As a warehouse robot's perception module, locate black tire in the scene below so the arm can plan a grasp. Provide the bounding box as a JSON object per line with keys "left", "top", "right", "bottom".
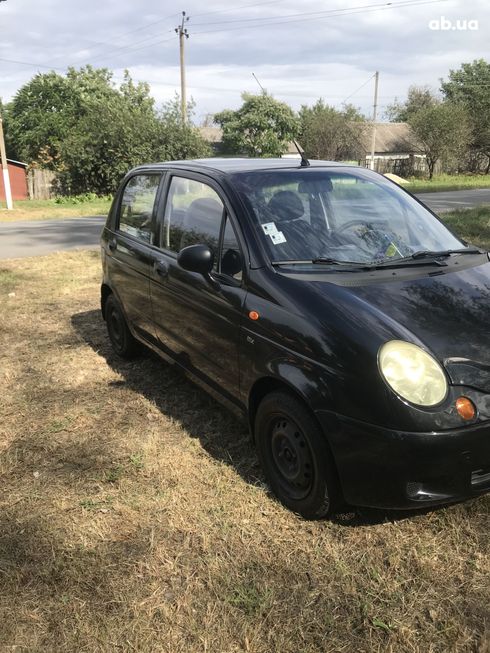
{"left": 255, "top": 391, "right": 340, "bottom": 519}
{"left": 104, "top": 294, "right": 140, "bottom": 359}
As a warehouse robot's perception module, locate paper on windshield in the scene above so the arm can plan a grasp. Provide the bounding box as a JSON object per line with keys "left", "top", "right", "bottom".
{"left": 261, "top": 222, "right": 287, "bottom": 245}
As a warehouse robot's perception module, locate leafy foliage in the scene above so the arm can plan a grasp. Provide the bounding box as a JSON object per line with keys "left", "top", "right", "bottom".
{"left": 5, "top": 71, "right": 80, "bottom": 168}
{"left": 298, "top": 100, "right": 366, "bottom": 160}
{"left": 4, "top": 68, "right": 210, "bottom": 195}
{"left": 386, "top": 86, "right": 439, "bottom": 122}
{"left": 441, "top": 59, "right": 490, "bottom": 172}
{"left": 214, "top": 92, "right": 299, "bottom": 157}
{"left": 408, "top": 102, "right": 471, "bottom": 179}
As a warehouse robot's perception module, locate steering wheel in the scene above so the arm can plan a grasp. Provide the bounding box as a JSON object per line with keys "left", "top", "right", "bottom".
{"left": 334, "top": 219, "right": 387, "bottom": 235}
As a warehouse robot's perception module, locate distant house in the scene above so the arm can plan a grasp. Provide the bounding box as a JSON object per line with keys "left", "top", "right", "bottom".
{"left": 361, "top": 122, "right": 426, "bottom": 176}
{"left": 1, "top": 159, "right": 28, "bottom": 201}
{"left": 199, "top": 123, "right": 426, "bottom": 176}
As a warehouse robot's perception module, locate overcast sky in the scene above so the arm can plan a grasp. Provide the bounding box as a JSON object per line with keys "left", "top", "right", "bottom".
{"left": 1, "top": 0, "right": 489, "bottom": 123}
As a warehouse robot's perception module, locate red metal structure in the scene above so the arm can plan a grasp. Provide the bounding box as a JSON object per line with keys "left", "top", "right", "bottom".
{"left": 0, "top": 159, "right": 28, "bottom": 201}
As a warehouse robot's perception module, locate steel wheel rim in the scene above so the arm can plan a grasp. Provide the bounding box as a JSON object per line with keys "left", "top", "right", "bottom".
{"left": 270, "top": 416, "right": 314, "bottom": 501}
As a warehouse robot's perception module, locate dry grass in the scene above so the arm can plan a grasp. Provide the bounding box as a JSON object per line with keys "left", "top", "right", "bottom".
{"left": 0, "top": 198, "right": 110, "bottom": 222}
{"left": 0, "top": 250, "right": 489, "bottom": 652}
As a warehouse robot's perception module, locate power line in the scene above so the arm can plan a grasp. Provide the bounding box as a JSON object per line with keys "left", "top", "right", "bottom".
{"left": 46, "top": 13, "right": 180, "bottom": 66}
{"left": 109, "top": 11, "right": 180, "bottom": 39}
{"left": 0, "top": 0, "right": 451, "bottom": 82}
{"left": 191, "top": 0, "right": 447, "bottom": 34}
{"left": 191, "top": 0, "right": 444, "bottom": 27}
{"left": 0, "top": 57, "right": 65, "bottom": 72}
{"left": 86, "top": 29, "right": 174, "bottom": 66}
{"left": 342, "top": 74, "right": 376, "bottom": 104}
{"left": 190, "top": 0, "right": 290, "bottom": 20}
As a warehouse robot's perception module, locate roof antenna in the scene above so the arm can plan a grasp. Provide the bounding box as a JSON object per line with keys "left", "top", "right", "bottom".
{"left": 251, "top": 72, "right": 266, "bottom": 93}
{"left": 293, "top": 139, "right": 310, "bottom": 167}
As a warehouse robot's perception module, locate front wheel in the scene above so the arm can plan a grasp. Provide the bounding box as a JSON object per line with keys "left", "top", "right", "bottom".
{"left": 255, "top": 391, "right": 340, "bottom": 519}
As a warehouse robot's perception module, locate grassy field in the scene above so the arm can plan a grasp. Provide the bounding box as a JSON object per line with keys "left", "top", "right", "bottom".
{"left": 0, "top": 197, "right": 111, "bottom": 222}
{"left": 1, "top": 210, "right": 490, "bottom": 650}
{"left": 443, "top": 206, "right": 490, "bottom": 250}
{"left": 404, "top": 174, "right": 490, "bottom": 194}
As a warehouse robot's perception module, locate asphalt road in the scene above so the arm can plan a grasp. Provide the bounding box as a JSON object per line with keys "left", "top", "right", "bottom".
{"left": 0, "top": 216, "right": 105, "bottom": 260}
{"left": 1, "top": 188, "right": 490, "bottom": 260}
{"left": 416, "top": 188, "right": 490, "bottom": 213}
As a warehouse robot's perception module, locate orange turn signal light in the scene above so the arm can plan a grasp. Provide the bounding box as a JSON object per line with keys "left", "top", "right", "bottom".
{"left": 249, "top": 310, "right": 259, "bottom": 321}
{"left": 455, "top": 396, "right": 476, "bottom": 421}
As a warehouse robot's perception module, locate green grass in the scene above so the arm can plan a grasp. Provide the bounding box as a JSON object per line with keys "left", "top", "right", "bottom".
{"left": 442, "top": 205, "right": 490, "bottom": 250}
{"left": 0, "top": 197, "right": 111, "bottom": 222}
{"left": 403, "top": 173, "right": 490, "bottom": 194}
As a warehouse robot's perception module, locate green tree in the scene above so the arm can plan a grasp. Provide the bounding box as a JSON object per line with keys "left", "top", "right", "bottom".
{"left": 156, "top": 95, "right": 211, "bottom": 162}
{"left": 5, "top": 68, "right": 210, "bottom": 194}
{"left": 386, "top": 86, "right": 439, "bottom": 122}
{"left": 5, "top": 71, "right": 80, "bottom": 168}
{"left": 299, "top": 100, "right": 365, "bottom": 160}
{"left": 441, "top": 59, "right": 490, "bottom": 173}
{"left": 408, "top": 102, "right": 471, "bottom": 179}
{"left": 214, "top": 92, "right": 299, "bottom": 157}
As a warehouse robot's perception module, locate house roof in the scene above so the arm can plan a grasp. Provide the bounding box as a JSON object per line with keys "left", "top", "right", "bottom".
{"left": 199, "top": 126, "right": 223, "bottom": 143}
{"left": 362, "top": 122, "right": 417, "bottom": 154}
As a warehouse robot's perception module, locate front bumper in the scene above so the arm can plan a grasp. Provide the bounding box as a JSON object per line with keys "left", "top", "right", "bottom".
{"left": 315, "top": 410, "right": 490, "bottom": 510}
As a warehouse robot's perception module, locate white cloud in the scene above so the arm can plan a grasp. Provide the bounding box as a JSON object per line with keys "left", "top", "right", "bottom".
{"left": 1, "top": 0, "right": 489, "bottom": 123}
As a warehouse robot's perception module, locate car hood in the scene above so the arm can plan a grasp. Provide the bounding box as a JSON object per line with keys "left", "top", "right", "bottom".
{"left": 311, "top": 258, "right": 490, "bottom": 392}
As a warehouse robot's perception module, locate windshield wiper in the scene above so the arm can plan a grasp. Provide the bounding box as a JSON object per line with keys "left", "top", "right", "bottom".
{"left": 411, "top": 247, "right": 482, "bottom": 259}
{"left": 271, "top": 248, "right": 484, "bottom": 271}
{"left": 272, "top": 258, "right": 364, "bottom": 267}
{"left": 367, "top": 247, "right": 483, "bottom": 270}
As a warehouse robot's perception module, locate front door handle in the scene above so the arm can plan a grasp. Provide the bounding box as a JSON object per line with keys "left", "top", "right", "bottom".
{"left": 108, "top": 238, "right": 117, "bottom": 251}
{"left": 154, "top": 260, "right": 169, "bottom": 278}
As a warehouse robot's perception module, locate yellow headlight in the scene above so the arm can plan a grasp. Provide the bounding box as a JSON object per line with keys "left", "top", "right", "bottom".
{"left": 378, "top": 340, "right": 448, "bottom": 407}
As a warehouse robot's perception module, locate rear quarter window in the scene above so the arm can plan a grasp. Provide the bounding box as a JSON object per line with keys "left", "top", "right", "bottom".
{"left": 119, "top": 175, "right": 161, "bottom": 243}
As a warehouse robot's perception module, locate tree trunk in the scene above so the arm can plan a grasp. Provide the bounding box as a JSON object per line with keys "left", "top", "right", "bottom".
{"left": 485, "top": 154, "right": 490, "bottom": 175}
{"left": 428, "top": 158, "right": 435, "bottom": 180}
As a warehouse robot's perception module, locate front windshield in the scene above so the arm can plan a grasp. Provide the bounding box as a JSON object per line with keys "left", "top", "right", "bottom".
{"left": 230, "top": 168, "right": 464, "bottom": 266}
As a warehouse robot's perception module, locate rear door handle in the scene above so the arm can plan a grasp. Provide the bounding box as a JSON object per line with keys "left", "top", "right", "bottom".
{"left": 108, "top": 238, "right": 117, "bottom": 251}
{"left": 154, "top": 260, "right": 169, "bottom": 278}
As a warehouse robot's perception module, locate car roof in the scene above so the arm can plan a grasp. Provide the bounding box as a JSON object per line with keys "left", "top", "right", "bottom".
{"left": 132, "top": 157, "right": 354, "bottom": 175}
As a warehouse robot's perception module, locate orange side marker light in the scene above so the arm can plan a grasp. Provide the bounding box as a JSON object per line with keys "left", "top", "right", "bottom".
{"left": 249, "top": 310, "right": 260, "bottom": 321}
{"left": 455, "top": 396, "right": 476, "bottom": 421}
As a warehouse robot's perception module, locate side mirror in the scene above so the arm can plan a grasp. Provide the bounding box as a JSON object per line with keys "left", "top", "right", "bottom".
{"left": 177, "top": 244, "right": 220, "bottom": 290}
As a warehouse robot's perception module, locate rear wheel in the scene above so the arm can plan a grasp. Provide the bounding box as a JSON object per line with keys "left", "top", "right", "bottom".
{"left": 255, "top": 391, "right": 339, "bottom": 519}
{"left": 105, "top": 294, "right": 140, "bottom": 359}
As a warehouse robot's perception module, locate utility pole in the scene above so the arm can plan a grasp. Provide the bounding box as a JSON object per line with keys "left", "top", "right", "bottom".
{"left": 369, "top": 71, "right": 379, "bottom": 171}
{"left": 0, "top": 116, "right": 13, "bottom": 210}
{"left": 175, "top": 11, "right": 189, "bottom": 125}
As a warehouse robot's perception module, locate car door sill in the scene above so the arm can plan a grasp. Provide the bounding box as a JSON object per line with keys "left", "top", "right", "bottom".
{"left": 133, "top": 330, "right": 247, "bottom": 420}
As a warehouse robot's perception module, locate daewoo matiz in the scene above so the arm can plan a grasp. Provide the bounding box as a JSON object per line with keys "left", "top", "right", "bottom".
{"left": 100, "top": 158, "right": 490, "bottom": 519}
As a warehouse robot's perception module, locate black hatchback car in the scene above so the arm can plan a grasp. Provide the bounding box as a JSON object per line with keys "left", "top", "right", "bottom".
{"left": 101, "top": 158, "right": 490, "bottom": 519}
